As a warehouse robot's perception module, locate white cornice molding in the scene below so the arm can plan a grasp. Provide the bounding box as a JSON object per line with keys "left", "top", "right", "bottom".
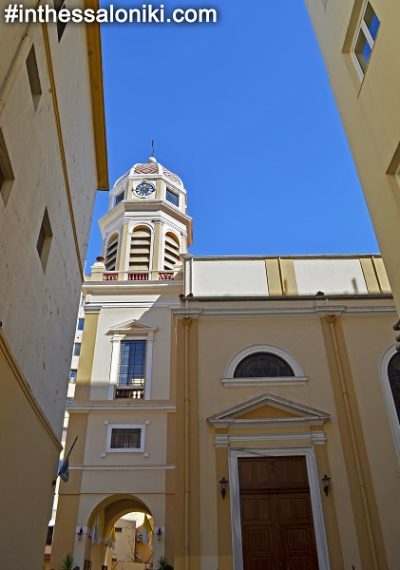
{"left": 83, "top": 301, "right": 182, "bottom": 310}
{"left": 68, "top": 404, "right": 176, "bottom": 413}
{"left": 173, "top": 305, "right": 395, "bottom": 317}
{"left": 222, "top": 376, "right": 309, "bottom": 387}
{"left": 214, "top": 431, "right": 327, "bottom": 448}
{"left": 70, "top": 464, "right": 176, "bottom": 471}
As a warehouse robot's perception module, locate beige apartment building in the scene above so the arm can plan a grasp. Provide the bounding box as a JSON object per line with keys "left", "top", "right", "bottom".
{"left": 305, "top": 0, "right": 400, "bottom": 317}
{"left": 0, "top": 3, "right": 108, "bottom": 569}
{"left": 51, "top": 159, "right": 400, "bottom": 570}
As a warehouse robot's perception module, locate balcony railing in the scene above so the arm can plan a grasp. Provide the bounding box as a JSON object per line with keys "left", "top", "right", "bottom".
{"left": 102, "top": 270, "right": 178, "bottom": 282}
{"left": 114, "top": 382, "right": 145, "bottom": 400}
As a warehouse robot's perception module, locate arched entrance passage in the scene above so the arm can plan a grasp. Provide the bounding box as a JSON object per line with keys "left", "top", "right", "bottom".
{"left": 85, "top": 494, "right": 154, "bottom": 570}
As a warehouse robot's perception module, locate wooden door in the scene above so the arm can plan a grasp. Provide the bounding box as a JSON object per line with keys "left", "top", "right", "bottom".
{"left": 239, "top": 456, "right": 319, "bottom": 570}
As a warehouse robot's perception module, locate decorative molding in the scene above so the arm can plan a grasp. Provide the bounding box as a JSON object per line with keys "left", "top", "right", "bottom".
{"left": 208, "top": 393, "right": 330, "bottom": 428}
{"left": 214, "top": 431, "right": 327, "bottom": 448}
{"left": 83, "top": 305, "right": 102, "bottom": 314}
{"left": 172, "top": 305, "right": 395, "bottom": 318}
{"left": 107, "top": 318, "right": 158, "bottom": 336}
{"left": 69, "top": 464, "right": 176, "bottom": 471}
{"left": 222, "top": 376, "right": 308, "bottom": 387}
{"left": 224, "top": 344, "right": 305, "bottom": 379}
{"left": 229, "top": 448, "right": 331, "bottom": 570}
{"left": 69, "top": 404, "right": 176, "bottom": 413}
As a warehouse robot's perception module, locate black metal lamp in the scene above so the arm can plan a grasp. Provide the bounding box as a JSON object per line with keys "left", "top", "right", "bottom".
{"left": 321, "top": 474, "right": 331, "bottom": 496}
{"left": 219, "top": 477, "right": 229, "bottom": 499}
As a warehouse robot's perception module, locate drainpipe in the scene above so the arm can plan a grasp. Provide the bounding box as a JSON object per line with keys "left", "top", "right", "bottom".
{"left": 183, "top": 317, "right": 192, "bottom": 570}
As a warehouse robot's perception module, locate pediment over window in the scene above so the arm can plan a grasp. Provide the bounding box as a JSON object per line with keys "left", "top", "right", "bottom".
{"left": 107, "top": 318, "right": 157, "bottom": 336}
{"left": 207, "top": 394, "right": 330, "bottom": 428}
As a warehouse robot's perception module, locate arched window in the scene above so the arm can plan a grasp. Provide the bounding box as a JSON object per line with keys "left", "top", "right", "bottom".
{"left": 234, "top": 352, "right": 294, "bottom": 378}
{"left": 164, "top": 232, "right": 180, "bottom": 270}
{"left": 105, "top": 234, "right": 119, "bottom": 271}
{"left": 130, "top": 226, "right": 151, "bottom": 271}
{"left": 388, "top": 352, "right": 400, "bottom": 423}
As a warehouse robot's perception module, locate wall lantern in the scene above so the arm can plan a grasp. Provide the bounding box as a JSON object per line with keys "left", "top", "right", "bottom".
{"left": 219, "top": 477, "right": 229, "bottom": 499}
{"left": 155, "top": 526, "right": 163, "bottom": 541}
{"left": 77, "top": 527, "right": 84, "bottom": 541}
{"left": 321, "top": 474, "right": 331, "bottom": 496}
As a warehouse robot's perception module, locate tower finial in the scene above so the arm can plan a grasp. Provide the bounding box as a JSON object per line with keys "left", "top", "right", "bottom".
{"left": 149, "top": 140, "right": 157, "bottom": 163}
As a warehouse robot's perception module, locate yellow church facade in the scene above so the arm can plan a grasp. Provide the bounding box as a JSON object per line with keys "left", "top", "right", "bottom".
{"left": 51, "top": 159, "right": 400, "bottom": 570}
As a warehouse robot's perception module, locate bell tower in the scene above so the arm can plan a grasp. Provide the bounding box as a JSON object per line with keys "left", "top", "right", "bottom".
{"left": 97, "top": 156, "right": 192, "bottom": 278}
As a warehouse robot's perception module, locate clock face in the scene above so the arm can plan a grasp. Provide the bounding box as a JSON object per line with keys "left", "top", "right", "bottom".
{"left": 134, "top": 181, "right": 156, "bottom": 198}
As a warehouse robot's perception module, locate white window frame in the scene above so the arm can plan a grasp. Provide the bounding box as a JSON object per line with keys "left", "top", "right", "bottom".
{"left": 379, "top": 346, "right": 400, "bottom": 463}
{"left": 351, "top": 1, "right": 380, "bottom": 79}
{"left": 106, "top": 423, "right": 145, "bottom": 453}
{"left": 108, "top": 333, "right": 154, "bottom": 400}
{"left": 223, "top": 344, "right": 307, "bottom": 387}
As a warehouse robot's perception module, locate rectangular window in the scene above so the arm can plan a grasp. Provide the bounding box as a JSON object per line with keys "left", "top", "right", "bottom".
{"left": 166, "top": 188, "right": 179, "bottom": 207}
{"left": 118, "top": 340, "right": 146, "bottom": 385}
{"left": 73, "top": 343, "right": 81, "bottom": 357}
{"left": 77, "top": 318, "right": 85, "bottom": 331}
{"left": 114, "top": 192, "right": 124, "bottom": 206}
{"left": 353, "top": 2, "right": 380, "bottom": 76}
{"left": 54, "top": 0, "right": 67, "bottom": 41}
{"left": 26, "top": 45, "right": 42, "bottom": 110}
{"left": 110, "top": 428, "right": 141, "bottom": 449}
{"left": 37, "top": 208, "right": 53, "bottom": 270}
{"left": 107, "top": 425, "right": 145, "bottom": 452}
{"left": 69, "top": 369, "right": 77, "bottom": 382}
{"left": 0, "top": 128, "right": 14, "bottom": 205}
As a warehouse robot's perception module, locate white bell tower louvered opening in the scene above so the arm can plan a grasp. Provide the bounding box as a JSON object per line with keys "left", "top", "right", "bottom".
{"left": 164, "top": 232, "right": 180, "bottom": 270}
{"left": 105, "top": 234, "right": 119, "bottom": 271}
{"left": 130, "top": 226, "right": 152, "bottom": 271}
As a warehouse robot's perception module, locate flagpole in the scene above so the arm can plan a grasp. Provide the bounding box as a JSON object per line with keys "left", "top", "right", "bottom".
{"left": 52, "top": 436, "right": 78, "bottom": 486}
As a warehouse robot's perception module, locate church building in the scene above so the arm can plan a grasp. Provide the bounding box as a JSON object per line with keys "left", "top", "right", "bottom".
{"left": 51, "top": 157, "right": 400, "bottom": 570}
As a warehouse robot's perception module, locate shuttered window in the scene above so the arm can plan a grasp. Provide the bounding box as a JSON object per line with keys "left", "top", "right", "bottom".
{"left": 164, "top": 232, "right": 180, "bottom": 270}
{"left": 130, "top": 226, "right": 151, "bottom": 271}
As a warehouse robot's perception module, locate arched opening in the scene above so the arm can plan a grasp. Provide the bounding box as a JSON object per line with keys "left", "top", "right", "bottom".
{"left": 85, "top": 495, "right": 154, "bottom": 570}
{"left": 234, "top": 352, "right": 294, "bottom": 378}
{"left": 130, "top": 226, "right": 152, "bottom": 271}
{"left": 163, "top": 232, "right": 180, "bottom": 271}
{"left": 388, "top": 351, "right": 400, "bottom": 423}
{"left": 105, "top": 234, "right": 119, "bottom": 271}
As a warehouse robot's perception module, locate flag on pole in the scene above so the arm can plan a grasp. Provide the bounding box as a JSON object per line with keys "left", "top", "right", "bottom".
{"left": 52, "top": 436, "right": 78, "bottom": 485}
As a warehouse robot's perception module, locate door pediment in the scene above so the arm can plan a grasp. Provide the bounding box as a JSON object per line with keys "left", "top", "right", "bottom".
{"left": 207, "top": 393, "right": 330, "bottom": 428}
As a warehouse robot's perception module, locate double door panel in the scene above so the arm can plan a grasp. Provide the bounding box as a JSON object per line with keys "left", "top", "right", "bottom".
{"left": 239, "top": 456, "right": 319, "bottom": 570}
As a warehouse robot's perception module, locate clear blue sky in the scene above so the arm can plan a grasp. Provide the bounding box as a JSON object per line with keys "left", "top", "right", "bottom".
{"left": 86, "top": 0, "right": 379, "bottom": 268}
